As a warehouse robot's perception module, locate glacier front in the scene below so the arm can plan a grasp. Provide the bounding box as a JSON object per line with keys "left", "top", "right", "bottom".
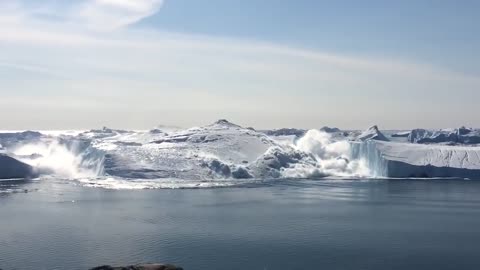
{"left": 1, "top": 121, "right": 480, "bottom": 187}
{"left": 352, "top": 140, "right": 480, "bottom": 178}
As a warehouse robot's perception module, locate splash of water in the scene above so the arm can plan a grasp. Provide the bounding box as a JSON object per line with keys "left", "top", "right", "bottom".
{"left": 287, "top": 129, "right": 370, "bottom": 177}
{"left": 4, "top": 128, "right": 374, "bottom": 188}
{"left": 13, "top": 139, "right": 104, "bottom": 178}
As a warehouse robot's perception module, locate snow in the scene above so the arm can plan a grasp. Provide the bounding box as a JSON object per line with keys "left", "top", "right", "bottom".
{"left": 0, "top": 131, "right": 42, "bottom": 149}
{"left": 352, "top": 140, "right": 480, "bottom": 178}
{"left": 2, "top": 121, "right": 480, "bottom": 187}
{"left": 356, "top": 126, "right": 390, "bottom": 142}
{"left": 90, "top": 120, "right": 278, "bottom": 181}
{"left": 408, "top": 127, "right": 480, "bottom": 145}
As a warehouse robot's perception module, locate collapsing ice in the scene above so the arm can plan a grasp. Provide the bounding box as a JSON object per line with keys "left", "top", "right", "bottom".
{"left": 1, "top": 121, "right": 480, "bottom": 188}
{"left": 351, "top": 140, "right": 480, "bottom": 178}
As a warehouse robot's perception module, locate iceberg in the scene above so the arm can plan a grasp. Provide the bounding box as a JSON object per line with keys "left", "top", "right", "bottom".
{"left": 80, "top": 121, "right": 366, "bottom": 182}
{"left": 356, "top": 125, "right": 390, "bottom": 142}
{"left": 263, "top": 128, "right": 306, "bottom": 137}
{"left": 350, "top": 125, "right": 480, "bottom": 178}
{"left": 407, "top": 127, "right": 480, "bottom": 145}
{"left": 352, "top": 141, "right": 480, "bottom": 178}
{"left": 2, "top": 121, "right": 480, "bottom": 188}
{"left": 391, "top": 131, "right": 410, "bottom": 138}
{"left": 96, "top": 119, "right": 278, "bottom": 180}
{"left": 0, "top": 131, "right": 42, "bottom": 148}
{"left": 0, "top": 154, "right": 35, "bottom": 179}
{"left": 319, "top": 126, "right": 341, "bottom": 133}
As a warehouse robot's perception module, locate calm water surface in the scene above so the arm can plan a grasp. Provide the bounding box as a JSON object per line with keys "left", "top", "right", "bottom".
{"left": 1, "top": 178, "right": 480, "bottom": 270}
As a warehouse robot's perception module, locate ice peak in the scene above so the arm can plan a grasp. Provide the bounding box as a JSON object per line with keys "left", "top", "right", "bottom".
{"left": 357, "top": 125, "right": 389, "bottom": 142}
{"left": 211, "top": 119, "right": 241, "bottom": 128}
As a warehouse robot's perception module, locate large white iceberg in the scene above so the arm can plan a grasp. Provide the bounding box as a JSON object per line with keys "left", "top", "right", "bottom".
{"left": 350, "top": 125, "right": 480, "bottom": 178}
{"left": 85, "top": 119, "right": 279, "bottom": 180}
{"left": 407, "top": 127, "right": 480, "bottom": 145}
{"left": 1, "top": 122, "right": 480, "bottom": 187}
{"left": 352, "top": 140, "right": 480, "bottom": 178}
{"left": 355, "top": 125, "right": 390, "bottom": 142}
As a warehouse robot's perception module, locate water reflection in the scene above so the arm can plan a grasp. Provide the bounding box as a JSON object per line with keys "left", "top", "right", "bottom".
{"left": 2, "top": 179, "right": 480, "bottom": 269}
{"left": 0, "top": 178, "right": 33, "bottom": 196}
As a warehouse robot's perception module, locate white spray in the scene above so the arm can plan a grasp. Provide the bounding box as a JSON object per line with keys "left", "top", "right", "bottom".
{"left": 13, "top": 139, "right": 104, "bottom": 178}
{"left": 284, "top": 130, "right": 370, "bottom": 178}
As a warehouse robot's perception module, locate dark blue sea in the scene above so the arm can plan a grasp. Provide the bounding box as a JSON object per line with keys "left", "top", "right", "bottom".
{"left": 1, "top": 178, "right": 480, "bottom": 270}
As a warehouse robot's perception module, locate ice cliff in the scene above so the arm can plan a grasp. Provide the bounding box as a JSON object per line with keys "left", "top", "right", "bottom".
{"left": 407, "top": 127, "right": 480, "bottom": 145}
{"left": 1, "top": 122, "right": 480, "bottom": 184}
{"left": 352, "top": 126, "right": 480, "bottom": 178}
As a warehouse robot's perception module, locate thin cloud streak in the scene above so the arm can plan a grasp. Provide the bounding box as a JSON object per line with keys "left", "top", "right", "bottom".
{"left": 75, "top": 0, "right": 164, "bottom": 30}
{"left": 0, "top": 0, "right": 164, "bottom": 30}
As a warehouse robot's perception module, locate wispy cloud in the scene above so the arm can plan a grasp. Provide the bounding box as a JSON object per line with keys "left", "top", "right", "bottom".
{"left": 0, "top": 1, "right": 479, "bottom": 129}
{"left": 1, "top": 0, "right": 164, "bottom": 30}
{"left": 75, "top": 0, "right": 164, "bottom": 30}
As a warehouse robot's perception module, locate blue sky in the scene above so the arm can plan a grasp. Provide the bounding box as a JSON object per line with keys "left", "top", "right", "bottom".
{"left": 0, "top": 0, "right": 479, "bottom": 129}
{"left": 141, "top": 0, "right": 480, "bottom": 74}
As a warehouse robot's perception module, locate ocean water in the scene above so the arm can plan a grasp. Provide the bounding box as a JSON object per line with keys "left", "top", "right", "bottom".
{"left": 1, "top": 178, "right": 480, "bottom": 270}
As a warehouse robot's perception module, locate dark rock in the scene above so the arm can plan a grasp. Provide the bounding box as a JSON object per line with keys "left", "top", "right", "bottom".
{"left": 231, "top": 166, "right": 252, "bottom": 179}
{"left": 208, "top": 159, "right": 231, "bottom": 177}
{"left": 90, "top": 263, "right": 183, "bottom": 270}
{"left": 212, "top": 119, "right": 241, "bottom": 128}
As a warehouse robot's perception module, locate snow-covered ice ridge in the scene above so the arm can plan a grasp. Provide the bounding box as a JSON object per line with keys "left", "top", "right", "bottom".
{"left": 352, "top": 126, "right": 480, "bottom": 178}
{"left": 1, "top": 120, "right": 480, "bottom": 189}
{"left": 352, "top": 141, "right": 480, "bottom": 178}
